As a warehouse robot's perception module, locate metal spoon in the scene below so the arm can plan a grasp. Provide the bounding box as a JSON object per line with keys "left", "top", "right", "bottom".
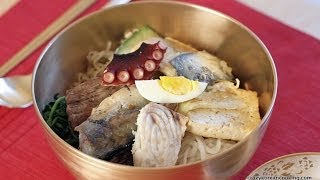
{"left": 0, "top": 74, "right": 32, "bottom": 108}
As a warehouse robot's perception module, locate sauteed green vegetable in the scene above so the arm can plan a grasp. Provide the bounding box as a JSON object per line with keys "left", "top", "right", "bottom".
{"left": 42, "top": 94, "right": 79, "bottom": 148}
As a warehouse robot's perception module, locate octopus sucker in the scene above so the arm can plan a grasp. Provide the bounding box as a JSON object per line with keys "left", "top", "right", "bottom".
{"left": 103, "top": 72, "right": 115, "bottom": 83}
{"left": 117, "top": 71, "right": 130, "bottom": 82}
{"left": 152, "top": 50, "right": 163, "bottom": 60}
{"left": 133, "top": 68, "right": 144, "bottom": 79}
{"left": 144, "top": 60, "right": 156, "bottom": 72}
{"left": 102, "top": 42, "right": 167, "bottom": 86}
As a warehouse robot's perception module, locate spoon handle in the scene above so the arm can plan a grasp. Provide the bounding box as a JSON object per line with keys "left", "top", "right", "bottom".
{"left": 0, "top": 0, "right": 96, "bottom": 77}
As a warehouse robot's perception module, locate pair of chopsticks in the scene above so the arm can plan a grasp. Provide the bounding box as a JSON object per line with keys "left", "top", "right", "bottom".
{"left": 0, "top": 0, "right": 96, "bottom": 77}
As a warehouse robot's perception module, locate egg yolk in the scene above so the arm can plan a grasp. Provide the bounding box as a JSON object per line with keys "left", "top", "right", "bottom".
{"left": 159, "top": 76, "right": 198, "bottom": 95}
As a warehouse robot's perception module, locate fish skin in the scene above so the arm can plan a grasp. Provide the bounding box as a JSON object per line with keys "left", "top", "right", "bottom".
{"left": 170, "top": 52, "right": 233, "bottom": 84}
{"left": 75, "top": 86, "right": 148, "bottom": 160}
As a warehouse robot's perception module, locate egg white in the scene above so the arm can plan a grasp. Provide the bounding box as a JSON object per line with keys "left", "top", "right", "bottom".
{"left": 135, "top": 80, "right": 207, "bottom": 103}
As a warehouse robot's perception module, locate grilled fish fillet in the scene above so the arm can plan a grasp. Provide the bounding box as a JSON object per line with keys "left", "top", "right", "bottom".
{"left": 178, "top": 81, "right": 260, "bottom": 141}
{"left": 132, "top": 103, "right": 188, "bottom": 167}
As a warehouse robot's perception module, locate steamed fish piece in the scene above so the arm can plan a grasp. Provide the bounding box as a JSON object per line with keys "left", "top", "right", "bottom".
{"left": 170, "top": 51, "right": 233, "bottom": 84}
{"left": 75, "top": 86, "right": 149, "bottom": 160}
{"left": 132, "top": 103, "right": 188, "bottom": 167}
{"left": 178, "top": 81, "right": 260, "bottom": 141}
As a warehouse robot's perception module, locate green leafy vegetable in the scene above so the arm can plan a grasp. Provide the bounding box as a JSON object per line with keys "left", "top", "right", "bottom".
{"left": 42, "top": 94, "right": 79, "bottom": 148}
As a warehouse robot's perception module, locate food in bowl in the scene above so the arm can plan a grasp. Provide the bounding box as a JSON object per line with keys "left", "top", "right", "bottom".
{"left": 42, "top": 25, "right": 261, "bottom": 167}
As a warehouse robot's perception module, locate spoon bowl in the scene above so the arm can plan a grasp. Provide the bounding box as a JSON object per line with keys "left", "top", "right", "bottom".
{"left": 0, "top": 74, "right": 32, "bottom": 108}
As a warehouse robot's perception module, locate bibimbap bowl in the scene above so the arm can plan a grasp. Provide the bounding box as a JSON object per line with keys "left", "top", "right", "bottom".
{"left": 32, "top": 1, "right": 277, "bottom": 179}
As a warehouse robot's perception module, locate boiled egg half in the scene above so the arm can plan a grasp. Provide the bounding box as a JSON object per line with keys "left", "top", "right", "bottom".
{"left": 135, "top": 76, "right": 207, "bottom": 103}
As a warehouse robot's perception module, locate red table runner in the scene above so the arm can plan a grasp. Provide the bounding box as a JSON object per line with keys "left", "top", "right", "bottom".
{"left": 0, "top": 0, "right": 319, "bottom": 179}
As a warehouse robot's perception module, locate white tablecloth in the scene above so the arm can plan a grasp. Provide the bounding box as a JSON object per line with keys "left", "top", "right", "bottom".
{"left": 238, "top": 0, "right": 320, "bottom": 40}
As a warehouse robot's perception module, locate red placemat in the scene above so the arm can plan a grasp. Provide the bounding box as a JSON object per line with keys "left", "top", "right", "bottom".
{"left": 0, "top": 0, "right": 319, "bottom": 179}
{"left": 0, "top": 1, "right": 106, "bottom": 179}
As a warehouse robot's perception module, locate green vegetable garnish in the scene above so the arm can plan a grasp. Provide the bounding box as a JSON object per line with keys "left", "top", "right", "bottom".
{"left": 42, "top": 94, "right": 79, "bottom": 148}
{"left": 115, "top": 25, "right": 160, "bottom": 54}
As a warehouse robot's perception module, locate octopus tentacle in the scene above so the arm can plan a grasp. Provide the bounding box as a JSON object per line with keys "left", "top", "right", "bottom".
{"left": 102, "top": 42, "right": 167, "bottom": 86}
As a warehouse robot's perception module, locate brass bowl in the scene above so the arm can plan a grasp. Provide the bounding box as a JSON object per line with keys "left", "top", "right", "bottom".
{"left": 32, "top": 1, "right": 277, "bottom": 179}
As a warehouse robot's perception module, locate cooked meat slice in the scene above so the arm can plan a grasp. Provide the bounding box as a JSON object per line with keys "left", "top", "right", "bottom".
{"left": 132, "top": 102, "right": 188, "bottom": 167}
{"left": 75, "top": 86, "right": 149, "bottom": 160}
{"left": 65, "top": 78, "right": 121, "bottom": 129}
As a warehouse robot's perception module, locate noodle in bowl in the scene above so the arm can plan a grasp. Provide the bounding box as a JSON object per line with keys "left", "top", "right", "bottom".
{"left": 32, "top": 1, "right": 277, "bottom": 179}
{"left": 177, "top": 132, "right": 236, "bottom": 165}
{"left": 73, "top": 41, "right": 113, "bottom": 86}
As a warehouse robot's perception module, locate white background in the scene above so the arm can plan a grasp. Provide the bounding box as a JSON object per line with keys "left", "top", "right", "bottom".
{"left": 238, "top": 0, "right": 320, "bottom": 40}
